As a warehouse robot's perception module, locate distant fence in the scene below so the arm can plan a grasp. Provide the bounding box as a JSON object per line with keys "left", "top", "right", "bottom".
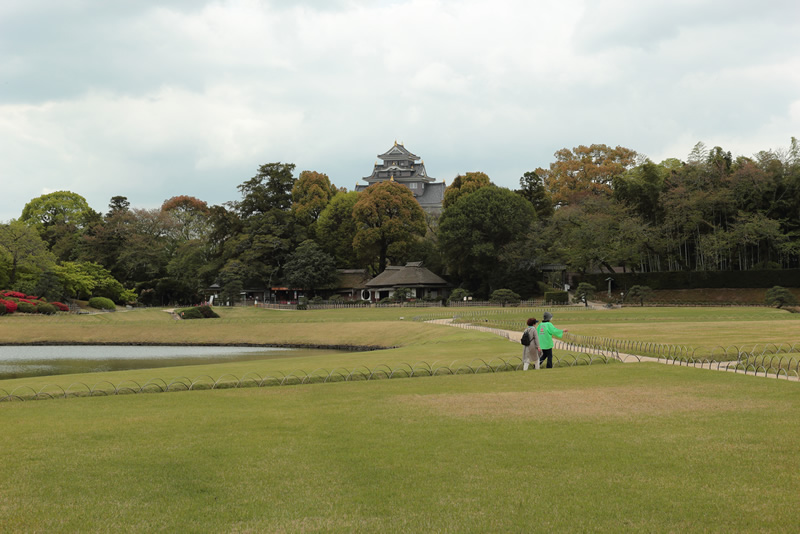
{"left": 559, "top": 332, "right": 800, "bottom": 379}
{"left": 448, "top": 299, "right": 541, "bottom": 307}
{"left": 256, "top": 302, "right": 373, "bottom": 310}
{"left": 621, "top": 301, "right": 771, "bottom": 308}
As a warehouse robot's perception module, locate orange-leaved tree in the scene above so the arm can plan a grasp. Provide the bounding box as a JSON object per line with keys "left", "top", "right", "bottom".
{"left": 443, "top": 171, "right": 491, "bottom": 209}
{"left": 161, "top": 195, "right": 211, "bottom": 242}
{"left": 352, "top": 181, "right": 426, "bottom": 273}
{"left": 535, "top": 144, "right": 637, "bottom": 206}
{"left": 291, "top": 170, "right": 339, "bottom": 223}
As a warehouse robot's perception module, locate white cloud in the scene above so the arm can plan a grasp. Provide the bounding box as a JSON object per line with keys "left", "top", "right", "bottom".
{"left": 1, "top": 0, "right": 799, "bottom": 222}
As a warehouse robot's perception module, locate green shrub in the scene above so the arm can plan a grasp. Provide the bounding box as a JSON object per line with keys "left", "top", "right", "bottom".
{"left": 0, "top": 302, "right": 6, "bottom": 315}
{"left": 626, "top": 285, "right": 654, "bottom": 306}
{"left": 179, "top": 308, "right": 203, "bottom": 319}
{"left": 36, "top": 303, "right": 57, "bottom": 315}
{"left": 544, "top": 290, "right": 568, "bottom": 304}
{"left": 391, "top": 288, "right": 412, "bottom": 302}
{"left": 198, "top": 305, "right": 219, "bottom": 318}
{"left": 88, "top": 297, "right": 116, "bottom": 311}
{"left": 765, "top": 286, "right": 798, "bottom": 308}
{"left": 572, "top": 283, "right": 596, "bottom": 307}
{"left": 177, "top": 305, "right": 220, "bottom": 319}
{"left": 17, "top": 301, "right": 37, "bottom": 314}
{"left": 449, "top": 288, "right": 472, "bottom": 302}
{"left": 489, "top": 289, "right": 520, "bottom": 307}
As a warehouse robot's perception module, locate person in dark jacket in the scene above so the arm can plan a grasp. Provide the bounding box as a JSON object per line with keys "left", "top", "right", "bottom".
{"left": 521, "top": 317, "right": 542, "bottom": 370}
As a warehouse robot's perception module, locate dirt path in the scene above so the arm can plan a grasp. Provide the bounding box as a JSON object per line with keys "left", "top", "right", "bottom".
{"left": 427, "top": 318, "right": 798, "bottom": 381}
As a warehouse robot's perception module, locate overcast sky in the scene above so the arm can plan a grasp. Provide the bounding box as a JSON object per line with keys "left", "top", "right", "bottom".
{"left": 2, "top": 0, "right": 799, "bottom": 222}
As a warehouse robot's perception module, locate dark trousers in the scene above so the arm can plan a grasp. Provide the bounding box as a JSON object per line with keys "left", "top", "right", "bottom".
{"left": 539, "top": 348, "right": 553, "bottom": 368}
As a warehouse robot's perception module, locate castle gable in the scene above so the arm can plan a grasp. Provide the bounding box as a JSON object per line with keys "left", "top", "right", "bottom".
{"left": 358, "top": 142, "right": 445, "bottom": 214}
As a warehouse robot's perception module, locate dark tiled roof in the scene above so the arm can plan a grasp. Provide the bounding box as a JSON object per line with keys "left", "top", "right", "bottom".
{"left": 417, "top": 181, "right": 445, "bottom": 207}
{"left": 362, "top": 161, "right": 434, "bottom": 182}
{"left": 377, "top": 143, "right": 420, "bottom": 161}
{"left": 366, "top": 263, "right": 449, "bottom": 288}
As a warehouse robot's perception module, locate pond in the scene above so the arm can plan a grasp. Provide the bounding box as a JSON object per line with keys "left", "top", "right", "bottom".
{"left": 0, "top": 345, "right": 338, "bottom": 380}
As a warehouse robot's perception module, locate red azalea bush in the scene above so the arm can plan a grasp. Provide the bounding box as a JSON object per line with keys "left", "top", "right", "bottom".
{"left": 0, "top": 299, "right": 18, "bottom": 313}
{"left": 52, "top": 302, "right": 70, "bottom": 312}
{"left": 2, "top": 291, "right": 26, "bottom": 299}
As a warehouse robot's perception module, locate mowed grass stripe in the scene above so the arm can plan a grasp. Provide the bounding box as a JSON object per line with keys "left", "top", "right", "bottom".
{"left": 0, "top": 326, "right": 520, "bottom": 393}
{"left": 1, "top": 305, "right": 799, "bottom": 531}
{"left": 1, "top": 365, "right": 798, "bottom": 532}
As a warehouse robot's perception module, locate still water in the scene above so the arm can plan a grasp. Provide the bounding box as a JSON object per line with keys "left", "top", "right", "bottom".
{"left": 0, "top": 345, "right": 328, "bottom": 380}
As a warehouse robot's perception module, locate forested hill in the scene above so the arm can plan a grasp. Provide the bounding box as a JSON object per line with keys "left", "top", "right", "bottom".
{"left": 2, "top": 139, "right": 799, "bottom": 304}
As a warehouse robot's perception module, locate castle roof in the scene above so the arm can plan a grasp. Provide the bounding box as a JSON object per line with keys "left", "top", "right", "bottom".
{"left": 377, "top": 142, "right": 420, "bottom": 161}
{"left": 416, "top": 181, "right": 445, "bottom": 209}
{"left": 357, "top": 143, "right": 443, "bottom": 213}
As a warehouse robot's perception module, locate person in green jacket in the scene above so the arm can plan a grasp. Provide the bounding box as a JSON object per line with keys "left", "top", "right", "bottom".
{"left": 537, "top": 311, "right": 567, "bottom": 368}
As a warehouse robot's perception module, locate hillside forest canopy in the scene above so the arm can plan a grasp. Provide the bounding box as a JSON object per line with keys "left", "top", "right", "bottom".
{"left": 2, "top": 139, "right": 800, "bottom": 305}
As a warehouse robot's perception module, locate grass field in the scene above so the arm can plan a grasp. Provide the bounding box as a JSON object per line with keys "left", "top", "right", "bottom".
{"left": 1, "top": 306, "right": 799, "bottom": 532}
{"left": 434, "top": 305, "right": 800, "bottom": 361}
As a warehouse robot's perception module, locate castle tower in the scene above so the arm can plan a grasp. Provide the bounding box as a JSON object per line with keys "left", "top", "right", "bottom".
{"left": 355, "top": 142, "right": 445, "bottom": 214}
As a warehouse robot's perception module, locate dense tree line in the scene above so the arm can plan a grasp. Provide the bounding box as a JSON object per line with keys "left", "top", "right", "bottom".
{"left": 1, "top": 139, "right": 798, "bottom": 304}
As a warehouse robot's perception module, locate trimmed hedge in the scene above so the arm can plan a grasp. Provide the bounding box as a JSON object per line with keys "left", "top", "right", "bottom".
{"left": 88, "top": 297, "right": 116, "bottom": 311}
{"left": 37, "top": 303, "right": 57, "bottom": 315}
{"left": 489, "top": 289, "right": 521, "bottom": 307}
{"left": 577, "top": 269, "right": 800, "bottom": 291}
{"left": 545, "top": 291, "right": 569, "bottom": 304}
{"left": 177, "top": 305, "right": 220, "bottom": 320}
{"left": 179, "top": 307, "right": 203, "bottom": 319}
{"left": 17, "top": 302, "right": 37, "bottom": 314}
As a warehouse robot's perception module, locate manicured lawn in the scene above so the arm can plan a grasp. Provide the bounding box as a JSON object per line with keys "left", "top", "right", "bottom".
{"left": 1, "top": 305, "right": 799, "bottom": 532}
{"left": 1, "top": 365, "right": 798, "bottom": 532}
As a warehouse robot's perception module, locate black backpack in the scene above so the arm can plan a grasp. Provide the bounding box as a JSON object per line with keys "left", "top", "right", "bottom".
{"left": 521, "top": 330, "right": 531, "bottom": 346}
